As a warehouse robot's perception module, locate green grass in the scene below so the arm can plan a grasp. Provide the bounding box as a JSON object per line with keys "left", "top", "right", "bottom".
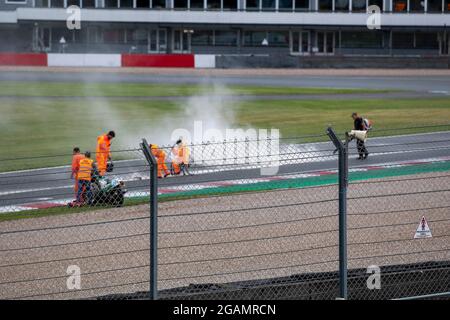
{"left": 0, "top": 81, "right": 449, "bottom": 171}
{"left": 0, "top": 198, "right": 148, "bottom": 222}
{"left": 236, "top": 99, "right": 450, "bottom": 138}
{"left": 0, "top": 81, "right": 393, "bottom": 97}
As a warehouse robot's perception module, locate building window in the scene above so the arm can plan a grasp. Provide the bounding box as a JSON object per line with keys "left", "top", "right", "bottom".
{"left": 409, "top": 0, "right": 424, "bottom": 11}
{"left": 191, "top": 0, "right": 204, "bottom": 9}
{"left": 316, "top": 32, "right": 334, "bottom": 53}
{"left": 393, "top": 0, "right": 407, "bottom": 12}
{"left": 38, "top": 27, "right": 52, "bottom": 51}
{"left": 294, "top": 0, "right": 309, "bottom": 10}
{"left": 103, "top": 29, "right": 125, "bottom": 43}
{"left": 120, "top": 0, "right": 134, "bottom": 7}
{"left": 243, "top": 31, "right": 267, "bottom": 46}
{"left": 392, "top": 32, "right": 414, "bottom": 49}
{"left": 292, "top": 31, "right": 311, "bottom": 53}
{"left": 152, "top": 0, "right": 166, "bottom": 8}
{"left": 335, "top": 0, "right": 349, "bottom": 11}
{"left": 136, "top": 0, "right": 150, "bottom": 8}
{"left": 174, "top": 0, "right": 188, "bottom": 8}
{"left": 5, "top": 0, "right": 28, "bottom": 3}
{"left": 244, "top": 31, "right": 288, "bottom": 47}
{"left": 341, "top": 31, "right": 383, "bottom": 48}
{"left": 279, "top": 0, "right": 293, "bottom": 10}
{"left": 352, "top": 0, "right": 366, "bottom": 11}
{"left": 34, "top": 0, "right": 49, "bottom": 7}
{"left": 192, "top": 30, "right": 214, "bottom": 45}
{"left": 67, "top": 0, "right": 80, "bottom": 6}
{"left": 445, "top": 0, "right": 450, "bottom": 11}
{"left": 246, "top": 0, "right": 259, "bottom": 9}
{"left": 268, "top": 31, "right": 289, "bottom": 47}
{"left": 223, "top": 0, "right": 238, "bottom": 9}
{"left": 87, "top": 26, "right": 102, "bottom": 43}
{"left": 51, "top": 28, "right": 74, "bottom": 45}
{"left": 415, "top": 32, "right": 439, "bottom": 49}
{"left": 428, "top": 0, "right": 443, "bottom": 11}
{"left": 50, "top": 0, "right": 64, "bottom": 7}
{"left": 214, "top": 30, "right": 238, "bottom": 46}
{"left": 173, "top": 30, "right": 190, "bottom": 53}
{"left": 262, "top": 0, "right": 276, "bottom": 10}
{"left": 149, "top": 29, "right": 167, "bottom": 52}
{"left": 318, "top": 0, "right": 332, "bottom": 11}
{"left": 208, "top": 0, "right": 221, "bottom": 9}
{"left": 105, "top": 0, "right": 119, "bottom": 8}
{"left": 127, "top": 29, "right": 148, "bottom": 45}
{"left": 83, "top": 0, "right": 95, "bottom": 7}
{"left": 369, "top": 0, "right": 383, "bottom": 11}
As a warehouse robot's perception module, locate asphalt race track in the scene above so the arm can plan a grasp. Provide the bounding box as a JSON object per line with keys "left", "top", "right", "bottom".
{"left": 1, "top": 70, "right": 450, "bottom": 212}
{"left": 1, "top": 70, "right": 449, "bottom": 300}
{"left": 1, "top": 131, "right": 449, "bottom": 210}
{"left": 1, "top": 70, "right": 450, "bottom": 93}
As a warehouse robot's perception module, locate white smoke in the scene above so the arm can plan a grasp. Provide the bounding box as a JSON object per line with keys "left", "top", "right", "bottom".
{"left": 81, "top": 82, "right": 238, "bottom": 150}
{"left": 0, "top": 80, "right": 240, "bottom": 160}
{"left": 170, "top": 84, "right": 237, "bottom": 145}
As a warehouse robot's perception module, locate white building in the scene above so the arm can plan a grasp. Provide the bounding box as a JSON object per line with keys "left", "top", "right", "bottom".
{"left": 0, "top": 1, "right": 449, "bottom": 66}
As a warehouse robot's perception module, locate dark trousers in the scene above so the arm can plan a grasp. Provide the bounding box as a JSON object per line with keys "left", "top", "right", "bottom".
{"left": 356, "top": 139, "right": 368, "bottom": 157}
{"left": 77, "top": 180, "right": 92, "bottom": 203}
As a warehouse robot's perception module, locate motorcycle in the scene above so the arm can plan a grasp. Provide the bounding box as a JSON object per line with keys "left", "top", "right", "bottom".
{"left": 68, "top": 170, "right": 127, "bottom": 208}
{"left": 90, "top": 174, "right": 127, "bottom": 207}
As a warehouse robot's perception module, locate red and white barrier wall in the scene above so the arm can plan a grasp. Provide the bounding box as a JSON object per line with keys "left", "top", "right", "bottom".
{"left": 122, "top": 54, "right": 195, "bottom": 68}
{"left": 0, "top": 53, "right": 47, "bottom": 66}
{"left": 0, "top": 53, "right": 216, "bottom": 68}
{"left": 48, "top": 54, "right": 122, "bottom": 67}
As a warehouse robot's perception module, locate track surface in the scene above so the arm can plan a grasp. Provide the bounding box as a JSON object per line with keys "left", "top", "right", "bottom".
{"left": 2, "top": 69, "right": 450, "bottom": 93}
{"left": 0, "top": 69, "right": 449, "bottom": 299}
{"left": 0, "top": 91, "right": 444, "bottom": 101}
{"left": 1, "top": 131, "right": 450, "bottom": 209}
{"left": 1, "top": 69, "right": 449, "bottom": 210}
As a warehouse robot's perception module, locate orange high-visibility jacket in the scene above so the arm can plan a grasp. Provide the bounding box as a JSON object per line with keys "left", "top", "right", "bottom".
{"left": 150, "top": 145, "right": 170, "bottom": 177}
{"left": 157, "top": 149, "right": 167, "bottom": 161}
{"left": 96, "top": 134, "right": 111, "bottom": 160}
{"left": 150, "top": 145, "right": 167, "bottom": 165}
{"left": 78, "top": 158, "right": 94, "bottom": 181}
{"left": 178, "top": 143, "right": 190, "bottom": 164}
{"left": 71, "top": 154, "right": 85, "bottom": 179}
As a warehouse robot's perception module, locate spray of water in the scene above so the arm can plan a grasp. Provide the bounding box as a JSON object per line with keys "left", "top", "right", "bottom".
{"left": 0, "top": 79, "right": 240, "bottom": 162}
{"left": 81, "top": 82, "right": 238, "bottom": 149}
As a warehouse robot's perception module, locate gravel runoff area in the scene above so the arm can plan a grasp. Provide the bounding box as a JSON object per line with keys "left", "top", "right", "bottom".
{"left": 2, "top": 66, "right": 450, "bottom": 77}
{"left": 0, "top": 171, "right": 448, "bottom": 300}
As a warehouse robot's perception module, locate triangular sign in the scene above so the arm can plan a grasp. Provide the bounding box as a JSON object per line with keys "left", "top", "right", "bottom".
{"left": 414, "top": 216, "right": 432, "bottom": 239}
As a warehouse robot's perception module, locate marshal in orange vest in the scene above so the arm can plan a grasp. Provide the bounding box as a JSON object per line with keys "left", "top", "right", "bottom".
{"left": 78, "top": 158, "right": 94, "bottom": 181}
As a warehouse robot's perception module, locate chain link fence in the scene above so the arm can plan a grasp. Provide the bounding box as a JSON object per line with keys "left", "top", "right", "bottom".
{"left": 0, "top": 148, "right": 153, "bottom": 299}
{"left": 0, "top": 125, "right": 449, "bottom": 300}
{"left": 344, "top": 127, "right": 450, "bottom": 300}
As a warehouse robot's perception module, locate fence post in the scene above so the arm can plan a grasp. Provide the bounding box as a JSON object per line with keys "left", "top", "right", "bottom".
{"left": 326, "top": 127, "right": 349, "bottom": 300}
{"left": 140, "top": 139, "right": 158, "bottom": 300}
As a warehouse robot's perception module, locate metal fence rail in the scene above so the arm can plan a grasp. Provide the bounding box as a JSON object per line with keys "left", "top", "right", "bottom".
{"left": 346, "top": 158, "right": 450, "bottom": 299}
{"left": 0, "top": 148, "right": 152, "bottom": 300}
{"left": 0, "top": 126, "right": 449, "bottom": 300}
{"left": 157, "top": 178, "right": 340, "bottom": 299}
